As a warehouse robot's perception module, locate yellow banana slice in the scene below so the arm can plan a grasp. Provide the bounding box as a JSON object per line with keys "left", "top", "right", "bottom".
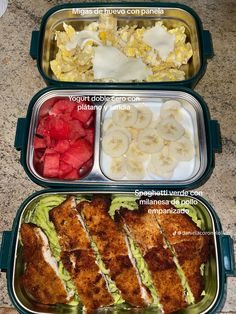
{"left": 102, "top": 130, "right": 129, "bottom": 157}
{"left": 151, "top": 147, "right": 178, "bottom": 172}
{"left": 112, "top": 104, "right": 138, "bottom": 127}
{"left": 135, "top": 107, "right": 153, "bottom": 129}
{"left": 168, "top": 137, "right": 195, "bottom": 161}
{"left": 126, "top": 141, "right": 150, "bottom": 161}
{"left": 109, "top": 157, "right": 126, "bottom": 180}
{"left": 160, "top": 100, "right": 183, "bottom": 121}
{"left": 126, "top": 158, "right": 145, "bottom": 180}
{"left": 156, "top": 118, "right": 184, "bottom": 141}
{"left": 147, "top": 161, "right": 174, "bottom": 179}
{"left": 137, "top": 128, "right": 164, "bottom": 153}
{"left": 107, "top": 126, "right": 132, "bottom": 142}
{"left": 128, "top": 127, "right": 140, "bottom": 140}
{"left": 102, "top": 118, "right": 114, "bottom": 133}
{"left": 149, "top": 118, "right": 160, "bottom": 129}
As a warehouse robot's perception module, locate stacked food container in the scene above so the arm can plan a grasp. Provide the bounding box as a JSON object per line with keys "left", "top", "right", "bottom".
{"left": 0, "top": 3, "right": 234, "bottom": 314}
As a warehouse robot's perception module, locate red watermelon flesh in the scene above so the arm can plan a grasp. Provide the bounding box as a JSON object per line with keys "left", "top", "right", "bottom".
{"left": 79, "top": 157, "right": 94, "bottom": 177}
{"left": 50, "top": 99, "right": 76, "bottom": 115}
{"left": 61, "top": 112, "right": 73, "bottom": 123}
{"left": 43, "top": 152, "right": 60, "bottom": 178}
{"left": 33, "top": 149, "right": 44, "bottom": 164}
{"left": 34, "top": 98, "right": 95, "bottom": 180}
{"left": 38, "top": 98, "right": 55, "bottom": 119}
{"left": 58, "top": 161, "right": 73, "bottom": 178}
{"left": 49, "top": 116, "right": 69, "bottom": 140}
{"left": 68, "top": 120, "right": 86, "bottom": 141}
{"left": 36, "top": 116, "right": 51, "bottom": 137}
{"left": 33, "top": 137, "right": 46, "bottom": 149}
{"left": 71, "top": 102, "right": 94, "bottom": 124}
{"left": 85, "top": 127, "right": 95, "bottom": 145}
{"left": 63, "top": 168, "right": 79, "bottom": 180}
{"left": 61, "top": 139, "right": 93, "bottom": 169}
{"left": 54, "top": 140, "right": 70, "bottom": 154}
{"left": 84, "top": 115, "right": 94, "bottom": 128}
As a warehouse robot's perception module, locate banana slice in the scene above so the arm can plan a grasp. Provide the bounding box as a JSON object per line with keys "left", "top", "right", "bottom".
{"left": 126, "top": 141, "right": 149, "bottom": 161}
{"left": 126, "top": 158, "right": 145, "bottom": 180}
{"left": 160, "top": 100, "right": 183, "bottom": 121}
{"left": 112, "top": 104, "right": 138, "bottom": 127}
{"left": 183, "top": 129, "right": 193, "bottom": 140}
{"left": 108, "top": 126, "right": 132, "bottom": 142}
{"left": 168, "top": 137, "right": 195, "bottom": 161}
{"left": 109, "top": 157, "right": 126, "bottom": 180}
{"left": 163, "top": 140, "right": 171, "bottom": 148}
{"left": 151, "top": 147, "right": 178, "bottom": 172}
{"left": 156, "top": 118, "right": 184, "bottom": 141}
{"left": 149, "top": 118, "right": 160, "bottom": 129}
{"left": 102, "top": 130, "right": 129, "bottom": 157}
{"left": 135, "top": 107, "right": 153, "bottom": 129}
{"left": 148, "top": 161, "right": 174, "bottom": 179}
{"left": 137, "top": 128, "right": 164, "bottom": 154}
{"left": 102, "top": 118, "right": 114, "bottom": 133}
{"left": 128, "top": 127, "right": 140, "bottom": 140}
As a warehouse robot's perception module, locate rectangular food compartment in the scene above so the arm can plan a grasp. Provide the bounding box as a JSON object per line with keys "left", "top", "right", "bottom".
{"left": 100, "top": 98, "right": 202, "bottom": 181}
{"left": 31, "top": 3, "right": 214, "bottom": 87}
{"left": 12, "top": 192, "right": 219, "bottom": 314}
{"left": 31, "top": 95, "right": 96, "bottom": 181}
{"left": 25, "top": 89, "right": 208, "bottom": 187}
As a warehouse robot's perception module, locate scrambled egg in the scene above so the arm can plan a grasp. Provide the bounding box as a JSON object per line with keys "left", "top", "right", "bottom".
{"left": 50, "top": 15, "right": 193, "bottom": 82}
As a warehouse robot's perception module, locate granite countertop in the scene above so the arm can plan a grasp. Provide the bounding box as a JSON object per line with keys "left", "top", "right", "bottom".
{"left": 0, "top": 0, "right": 235, "bottom": 313}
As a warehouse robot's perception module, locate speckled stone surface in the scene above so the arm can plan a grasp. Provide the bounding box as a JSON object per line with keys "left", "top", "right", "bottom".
{"left": 0, "top": 0, "right": 235, "bottom": 312}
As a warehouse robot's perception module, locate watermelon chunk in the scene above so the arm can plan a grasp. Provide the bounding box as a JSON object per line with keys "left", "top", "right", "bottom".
{"left": 49, "top": 116, "right": 69, "bottom": 140}
{"left": 71, "top": 102, "right": 94, "bottom": 124}
{"left": 33, "top": 149, "right": 45, "bottom": 164}
{"left": 39, "top": 148, "right": 57, "bottom": 163}
{"left": 36, "top": 116, "right": 52, "bottom": 137}
{"left": 61, "top": 139, "right": 93, "bottom": 169}
{"left": 54, "top": 140, "right": 70, "bottom": 154}
{"left": 84, "top": 115, "right": 94, "bottom": 128}
{"left": 34, "top": 98, "right": 95, "bottom": 180}
{"left": 50, "top": 99, "right": 76, "bottom": 115}
{"left": 58, "top": 161, "right": 73, "bottom": 178}
{"left": 33, "top": 137, "right": 46, "bottom": 149}
{"left": 61, "top": 112, "right": 73, "bottom": 123}
{"left": 63, "top": 168, "right": 79, "bottom": 180}
{"left": 45, "top": 135, "right": 55, "bottom": 148}
{"left": 85, "top": 127, "right": 94, "bottom": 145}
{"left": 44, "top": 148, "right": 57, "bottom": 155}
{"left": 43, "top": 152, "right": 60, "bottom": 178}
{"left": 79, "top": 157, "right": 93, "bottom": 177}
{"left": 68, "top": 120, "right": 86, "bottom": 141}
{"left": 38, "top": 98, "right": 55, "bottom": 119}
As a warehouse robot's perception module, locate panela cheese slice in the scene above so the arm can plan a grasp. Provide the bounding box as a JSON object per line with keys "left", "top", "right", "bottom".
{"left": 93, "top": 46, "right": 152, "bottom": 81}
{"left": 143, "top": 25, "right": 175, "bottom": 61}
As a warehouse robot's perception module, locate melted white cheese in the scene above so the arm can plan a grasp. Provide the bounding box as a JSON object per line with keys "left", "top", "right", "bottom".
{"left": 93, "top": 46, "right": 152, "bottom": 81}
{"left": 65, "top": 30, "right": 101, "bottom": 50}
{"left": 143, "top": 25, "right": 175, "bottom": 61}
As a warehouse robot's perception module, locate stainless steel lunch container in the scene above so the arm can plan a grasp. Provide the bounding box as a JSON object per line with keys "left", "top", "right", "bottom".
{"left": 30, "top": 2, "right": 213, "bottom": 88}
{"left": 15, "top": 86, "right": 221, "bottom": 190}
{"left": 0, "top": 190, "right": 234, "bottom": 314}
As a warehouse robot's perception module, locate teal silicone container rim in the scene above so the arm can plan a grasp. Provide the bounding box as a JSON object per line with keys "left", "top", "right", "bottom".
{"left": 32, "top": 2, "right": 213, "bottom": 88}
{"left": 15, "top": 85, "right": 221, "bottom": 190}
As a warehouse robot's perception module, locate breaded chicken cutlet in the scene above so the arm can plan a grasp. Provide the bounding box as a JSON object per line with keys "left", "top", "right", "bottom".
{"left": 77, "top": 196, "right": 152, "bottom": 307}
{"left": 20, "top": 223, "right": 69, "bottom": 304}
{"left": 142, "top": 201, "right": 210, "bottom": 303}
{"left": 116, "top": 207, "right": 188, "bottom": 314}
{"left": 49, "top": 196, "right": 113, "bottom": 311}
